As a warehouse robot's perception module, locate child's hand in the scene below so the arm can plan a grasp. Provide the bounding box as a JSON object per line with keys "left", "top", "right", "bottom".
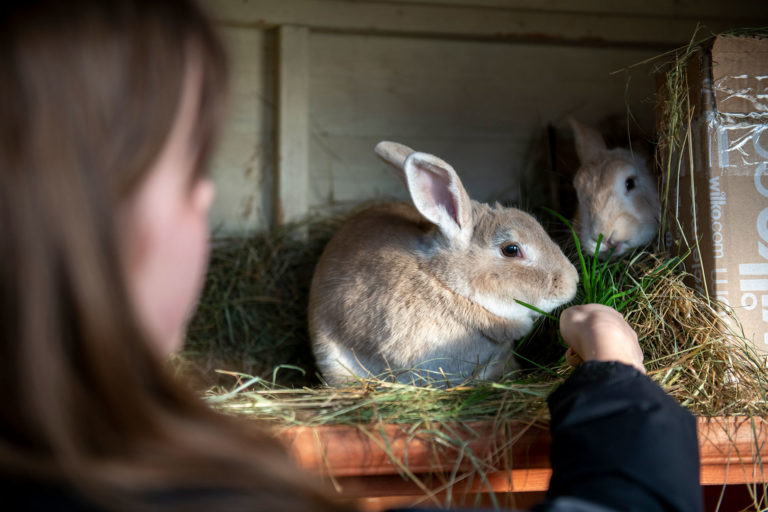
{"left": 559, "top": 304, "right": 645, "bottom": 374}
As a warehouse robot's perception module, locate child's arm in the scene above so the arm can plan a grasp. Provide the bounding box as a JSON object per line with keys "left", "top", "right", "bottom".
{"left": 533, "top": 305, "right": 701, "bottom": 512}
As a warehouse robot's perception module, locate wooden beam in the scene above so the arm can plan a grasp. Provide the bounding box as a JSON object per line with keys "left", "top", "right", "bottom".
{"left": 274, "top": 25, "right": 310, "bottom": 226}
{"left": 280, "top": 421, "right": 551, "bottom": 478}
{"left": 276, "top": 416, "right": 768, "bottom": 497}
{"left": 342, "top": 0, "right": 767, "bottom": 21}
{"left": 208, "top": 0, "right": 768, "bottom": 48}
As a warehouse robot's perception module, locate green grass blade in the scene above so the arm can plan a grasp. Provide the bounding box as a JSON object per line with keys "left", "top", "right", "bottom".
{"left": 543, "top": 208, "right": 592, "bottom": 301}
{"left": 514, "top": 299, "right": 558, "bottom": 321}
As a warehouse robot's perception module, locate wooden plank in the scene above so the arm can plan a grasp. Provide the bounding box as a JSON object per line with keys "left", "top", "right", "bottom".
{"left": 280, "top": 421, "right": 551, "bottom": 478}
{"left": 208, "top": 0, "right": 768, "bottom": 47}
{"left": 353, "top": 490, "right": 548, "bottom": 512}
{"left": 698, "top": 416, "right": 768, "bottom": 486}
{"left": 333, "top": 468, "right": 552, "bottom": 497}
{"left": 306, "top": 32, "right": 658, "bottom": 210}
{"left": 275, "top": 25, "right": 310, "bottom": 225}
{"left": 208, "top": 27, "right": 274, "bottom": 233}
{"left": 333, "top": 0, "right": 766, "bottom": 21}
{"left": 276, "top": 416, "right": 768, "bottom": 498}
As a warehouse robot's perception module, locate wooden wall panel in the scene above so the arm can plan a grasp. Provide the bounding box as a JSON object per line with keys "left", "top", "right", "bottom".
{"left": 208, "top": 27, "right": 274, "bottom": 233}
{"left": 275, "top": 26, "right": 310, "bottom": 224}
{"left": 307, "top": 33, "right": 659, "bottom": 211}
{"left": 347, "top": 0, "right": 765, "bottom": 20}
{"left": 203, "top": 0, "right": 768, "bottom": 232}
{"left": 211, "top": 0, "right": 765, "bottom": 46}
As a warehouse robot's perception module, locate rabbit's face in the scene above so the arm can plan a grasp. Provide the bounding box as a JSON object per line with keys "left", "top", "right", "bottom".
{"left": 574, "top": 149, "right": 660, "bottom": 258}
{"left": 432, "top": 203, "right": 579, "bottom": 327}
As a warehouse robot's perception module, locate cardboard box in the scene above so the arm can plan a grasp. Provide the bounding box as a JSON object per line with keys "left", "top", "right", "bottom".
{"left": 662, "top": 35, "right": 768, "bottom": 352}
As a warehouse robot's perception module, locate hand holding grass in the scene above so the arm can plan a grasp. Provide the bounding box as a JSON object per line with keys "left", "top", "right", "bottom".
{"left": 559, "top": 304, "right": 645, "bottom": 374}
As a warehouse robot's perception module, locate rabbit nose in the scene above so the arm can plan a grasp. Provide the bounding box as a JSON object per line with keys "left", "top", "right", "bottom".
{"left": 600, "top": 235, "right": 625, "bottom": 256}
{"left": 601, "top": 234, "right": 622, "bottom": 249}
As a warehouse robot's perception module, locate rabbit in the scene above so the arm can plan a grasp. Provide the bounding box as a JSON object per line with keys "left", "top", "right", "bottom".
{"left": 308, "top": 141, "right": 579, "bottom": 386}
{"left": 569, "top": 118, "right": 661, "bottom": 258}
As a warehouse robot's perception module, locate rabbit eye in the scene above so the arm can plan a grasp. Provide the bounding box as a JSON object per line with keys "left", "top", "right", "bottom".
{"left": 501, "top": 244, "right": 523, "bottom": 258}
{"left": 625, "top": 177, "right": 636, "bottom": 192}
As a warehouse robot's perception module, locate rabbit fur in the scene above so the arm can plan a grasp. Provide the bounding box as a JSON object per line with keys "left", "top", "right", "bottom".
{"left": 309, "top": 142, "right": 578, "bottom": 386}
{"left": 569, "top": 118, "right": 660, "bottom": 258}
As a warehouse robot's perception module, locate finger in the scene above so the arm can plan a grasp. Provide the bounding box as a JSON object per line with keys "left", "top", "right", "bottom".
{"left": 559, "top": 306, "right": 589, "bottom": 348}
{"left": 565, "top": 347, "right": 584, "bottom": 367}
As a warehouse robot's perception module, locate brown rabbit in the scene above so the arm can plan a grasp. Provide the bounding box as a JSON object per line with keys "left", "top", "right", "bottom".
{"left": 569, "top": 118, "right": 660, "bottom": 258}
{"left": 308, "top": 142, "right": 579, "bottom": 386}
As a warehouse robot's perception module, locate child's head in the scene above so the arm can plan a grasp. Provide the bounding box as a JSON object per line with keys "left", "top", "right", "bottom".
{"left": 120, "top": 56, "right": 217, "bottom": 356}
{"left": 0, "top": 2, "right": 354, "bottom": 509}
{"left": 1, "top": 0, "right": 227, "bottom": 358}
{"left": 1, "top": 0, "right": 240, "bottom": 492}
{"left": 0, "top": 3, "right": 355, "bottom": 509}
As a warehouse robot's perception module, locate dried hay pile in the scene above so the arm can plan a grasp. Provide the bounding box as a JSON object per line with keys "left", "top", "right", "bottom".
{"left": 181, "top": 214, "right": 347, "bottom": 389}
{"left": 186, "top": 242, "right": 767, "bottom": 425}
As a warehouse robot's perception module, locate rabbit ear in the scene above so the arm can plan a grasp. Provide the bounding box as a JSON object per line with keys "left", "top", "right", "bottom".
{"left": 375, "top": 141, "right": 415, "bottom": 186}
{"left": 569, "top": 118, "right": 607, "bottom": 164}
{"left": 403, "top": 152, "right": 473, "bottom": 245}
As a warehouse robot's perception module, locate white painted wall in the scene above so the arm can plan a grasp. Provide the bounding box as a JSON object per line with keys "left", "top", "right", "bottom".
{"left": 204, "top": 0, "right": 768, "bottom": 233}
{"left": 209, "top": 27, "right": 275, "bottom": 233}
{"left": 307, "top": 33, "right": 658, "bottom": 211}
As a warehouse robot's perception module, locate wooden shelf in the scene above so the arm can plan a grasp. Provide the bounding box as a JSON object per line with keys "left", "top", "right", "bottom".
{"left": 276, "top": 416, "right": 768, "bottom": 500}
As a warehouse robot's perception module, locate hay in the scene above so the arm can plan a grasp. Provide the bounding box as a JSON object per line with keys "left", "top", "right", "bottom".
{"left": 183, "top": 202, "right": 768, "bottom": 421}
{"left": 194, "top": 249, "right": 767, "bottom": 424}
{"left": 624, "top": 255, "right": 768, "bottom": 416}
{"left": 182, "top": 211, "right": 349, "bottom": 388}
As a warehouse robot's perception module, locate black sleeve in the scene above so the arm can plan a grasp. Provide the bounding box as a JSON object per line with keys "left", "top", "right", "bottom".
{"left": 532, "top": 361, "right": 702, "bottom": 512}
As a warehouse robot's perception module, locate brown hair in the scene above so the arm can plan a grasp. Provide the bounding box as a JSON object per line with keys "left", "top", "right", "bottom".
{"left": 0, "top": 1, "right": 350, "bottom": 510}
